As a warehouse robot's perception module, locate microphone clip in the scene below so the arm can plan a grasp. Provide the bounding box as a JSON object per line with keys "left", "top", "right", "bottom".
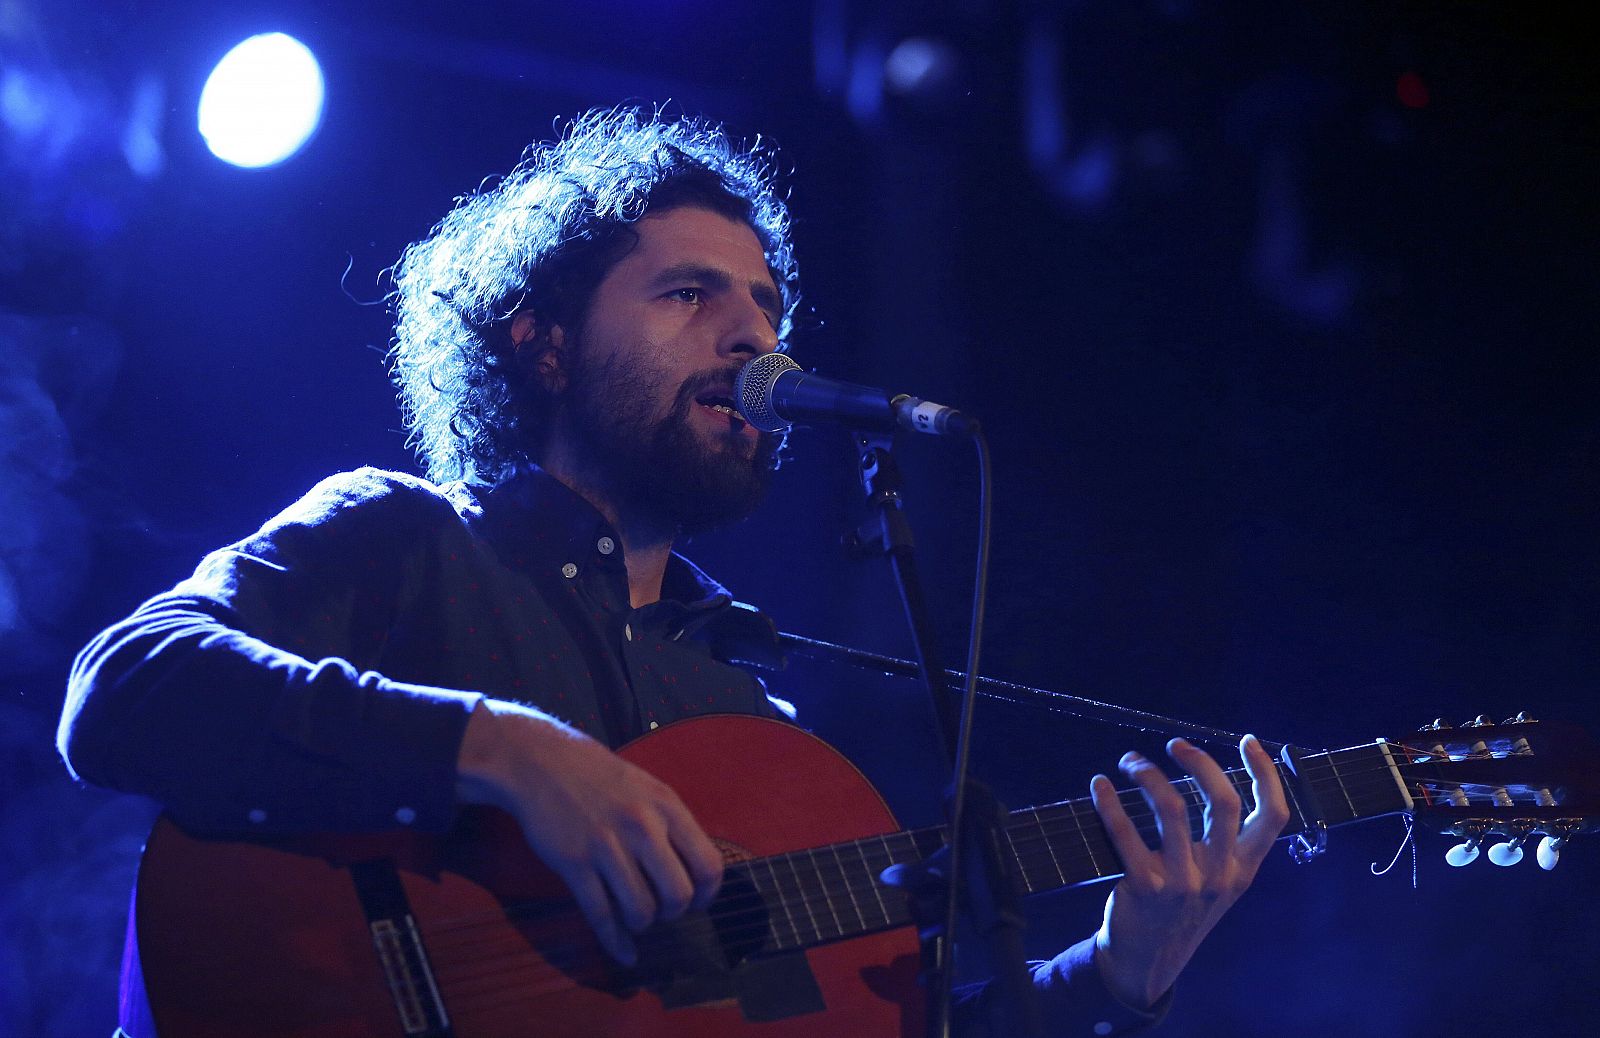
{"left": 842, "top": 431, "right": 917, "bottom": 561}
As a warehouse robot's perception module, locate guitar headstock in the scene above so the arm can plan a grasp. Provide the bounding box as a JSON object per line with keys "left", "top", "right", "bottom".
{"left": 1391, "top": 713, "right": 1600, "bottom": 869}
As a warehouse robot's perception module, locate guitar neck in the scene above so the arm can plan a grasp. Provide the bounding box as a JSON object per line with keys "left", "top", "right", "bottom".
{"left": 998, "top": 740, "right": 1413, "bottom": 896}
{"left": 732, "top": 740, "right": 1413, "bottom": 951}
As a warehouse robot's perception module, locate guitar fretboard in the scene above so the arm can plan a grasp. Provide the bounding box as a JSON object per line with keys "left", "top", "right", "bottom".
{"left": 727, "top": 740, "right": 1409, "bottom": 952}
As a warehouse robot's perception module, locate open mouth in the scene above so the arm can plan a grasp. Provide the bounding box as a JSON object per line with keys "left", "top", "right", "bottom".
{"left": 694, "top": 390, "right": 749, "bottom": 429}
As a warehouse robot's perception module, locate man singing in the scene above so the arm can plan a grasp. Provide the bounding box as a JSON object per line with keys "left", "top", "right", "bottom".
{"left": 61, "top": 107, "right": 1288, "bottom": 1036}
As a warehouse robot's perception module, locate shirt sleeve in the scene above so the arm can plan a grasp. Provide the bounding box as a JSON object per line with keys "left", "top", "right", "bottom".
{"left": 58, "top": 468, "right": 482, "bottom": 835}
{"left": 954, "top": 937, "right": 1173, "bottom": 1037}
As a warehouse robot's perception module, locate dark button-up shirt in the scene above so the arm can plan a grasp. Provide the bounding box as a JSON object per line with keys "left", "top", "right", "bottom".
{"left": 61, "top": 465, "right": 783, "bottom": 836}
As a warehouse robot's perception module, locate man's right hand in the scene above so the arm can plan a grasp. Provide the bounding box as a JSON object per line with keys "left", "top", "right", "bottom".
{"left": 454, "top": 699, "right": 724, "bottom": 966}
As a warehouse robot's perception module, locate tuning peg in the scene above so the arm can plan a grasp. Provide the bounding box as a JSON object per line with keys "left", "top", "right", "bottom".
{"left": 1419, "top": 718, "right": 1452, "bottom": 731}
{"left": 1446, "top": 839, "right": 1481, "bottom": 867}
{"left": 1502, "top": 711, "right": 1535, "bottom": 725}
{"left": 1536, "top": 836, "right": 1564, "bottom": 871}
{"left": 1465, "top": 715, "right": 1494, "bottom": 728}
{"left": 1487, "top": 836, "right": 1526, "bottom": 867}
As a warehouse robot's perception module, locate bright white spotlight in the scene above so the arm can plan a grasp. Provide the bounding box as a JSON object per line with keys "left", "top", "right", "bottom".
{"left": 198, "top": 33, "right": 324, "bottom": 169}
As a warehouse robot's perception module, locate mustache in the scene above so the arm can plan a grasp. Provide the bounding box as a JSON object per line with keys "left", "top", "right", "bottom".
{"left": 674, "top": 366, "right": 743, "bottom": 408}
{"left": 674, "top": 365, "right": 785, "bottom": 469}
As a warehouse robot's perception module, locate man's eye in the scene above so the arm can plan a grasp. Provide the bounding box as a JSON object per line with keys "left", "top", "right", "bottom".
{"left": 669, "top": 287, "right": 703, "bottom": 304}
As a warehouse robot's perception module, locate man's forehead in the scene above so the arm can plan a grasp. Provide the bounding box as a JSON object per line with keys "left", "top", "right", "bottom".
{"left": 630, "top": 207, "right": 780, "bottom": 291}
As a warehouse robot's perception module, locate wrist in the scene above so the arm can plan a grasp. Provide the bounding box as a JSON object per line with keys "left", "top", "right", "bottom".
{"left": 1092, "top": 928, "right": 1164, "bottom": 1012}
{"left": 455, "top": 698, "right": 561, "bottom": 806}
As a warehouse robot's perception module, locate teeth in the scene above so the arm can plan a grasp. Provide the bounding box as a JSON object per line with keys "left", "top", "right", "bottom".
{"left": 707, "top": 403, "right": 736, "bottom": 415}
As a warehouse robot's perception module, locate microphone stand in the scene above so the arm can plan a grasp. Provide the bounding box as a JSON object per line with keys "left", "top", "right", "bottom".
{"left": 845, "top": 429, "right": 1041, "bottom": 1038}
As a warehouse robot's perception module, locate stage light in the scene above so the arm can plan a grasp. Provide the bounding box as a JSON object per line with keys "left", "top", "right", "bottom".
{"left": 197, "top": 33, "right": 324, "bottom": 169}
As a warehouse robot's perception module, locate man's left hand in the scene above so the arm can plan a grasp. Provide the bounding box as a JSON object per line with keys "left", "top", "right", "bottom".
{"left": 1088, "top": 733, "right": 1290, "bottom": 1009}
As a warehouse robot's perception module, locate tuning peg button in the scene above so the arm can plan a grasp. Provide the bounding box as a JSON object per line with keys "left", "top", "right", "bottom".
{"left": 1446, "top": 841, "right": 1481, "bottom": 867}
{"left": 1487, "top": 840, "right": 1525, "bottom": 867}
{"left": 1536, "top": 836, "right": 1564, "bottom": 871}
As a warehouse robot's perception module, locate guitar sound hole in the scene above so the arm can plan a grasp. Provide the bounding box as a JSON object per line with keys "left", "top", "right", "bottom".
{"left": 708, "top": 868, "right": 773, "bottom": 963}
{"left": 630, "top": 867, "right": 772, "bottom": 991}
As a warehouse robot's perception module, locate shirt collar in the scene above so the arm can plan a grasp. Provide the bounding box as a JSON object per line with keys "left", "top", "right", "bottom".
{"left": 461, "top": 464, "right": 785, "bottom": 671}
{"left": 463, "top": 462, "right": 621, "bottom": 580}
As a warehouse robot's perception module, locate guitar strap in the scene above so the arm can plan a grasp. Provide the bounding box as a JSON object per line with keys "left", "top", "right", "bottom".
{"left": 778, "top": 631, "right": 1284, "bottom": 750}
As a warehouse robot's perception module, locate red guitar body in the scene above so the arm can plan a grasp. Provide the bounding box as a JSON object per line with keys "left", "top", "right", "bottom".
{"left": 131, "top": 716, "right": 925, "bottom": 1037}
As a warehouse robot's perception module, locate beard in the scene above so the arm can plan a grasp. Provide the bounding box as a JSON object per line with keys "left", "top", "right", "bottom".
{"left": 552, "top": 345, "right": 781, "bottom": 536}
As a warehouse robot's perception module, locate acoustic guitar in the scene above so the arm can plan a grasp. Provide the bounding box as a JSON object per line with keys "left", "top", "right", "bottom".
{"left": 127, "top": 713, "right": 1597, "bottom": 1036}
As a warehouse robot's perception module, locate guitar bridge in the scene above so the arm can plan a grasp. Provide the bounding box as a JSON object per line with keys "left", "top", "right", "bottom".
{"left": 350, "top": 861, "right": 453, "bottom": 1038}
{"left": 370, "top": 917, "right": 436, "bottom": 1036}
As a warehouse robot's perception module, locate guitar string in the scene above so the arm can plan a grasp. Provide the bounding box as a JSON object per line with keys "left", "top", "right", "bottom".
{"left": 415, "top": 740, "right": 1533, "bottom": 979}
{"left": 422, "top": 774, "right": 1531, "bottom": 1018}
{"left": 419, "top": 789, "right": 1167, "bottom": 1003}
{"left": 414, "top": 760, "right": 1506, "bottom": 1002}
{"left": 415, "top": 741, "right": 1444, "bottom": 945}
{"left": 417, "top": 782, "right": 1194, "bottom": 951}
{"left": 418, "top": 764, "right": 1501, "bottom": 989}
{"left": 415, "top": 746, "right": 1517, "bottom": 962}
{"left": 427, "top": 753, "right": 1483, "bottom": 1016}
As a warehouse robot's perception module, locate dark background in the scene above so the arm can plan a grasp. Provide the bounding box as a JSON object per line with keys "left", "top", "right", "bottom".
{"left": 3, "top": 1, "right": 1596, "bottom": 1034}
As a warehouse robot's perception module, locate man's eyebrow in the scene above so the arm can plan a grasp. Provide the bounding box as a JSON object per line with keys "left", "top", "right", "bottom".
{"left": 651, "top": 262, "right": 784, "bottom": 326}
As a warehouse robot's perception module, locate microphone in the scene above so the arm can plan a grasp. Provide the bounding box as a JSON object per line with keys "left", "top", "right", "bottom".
{"left": 734, "top": 353, "right": 978, "bottom": 438}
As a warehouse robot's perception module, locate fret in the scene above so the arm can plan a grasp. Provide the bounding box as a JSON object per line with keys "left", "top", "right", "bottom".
{"left": 1054, "top": 799, "right": 1110, "bottom": 883}
{"left": 804, "top": 847, "right": 846, "bottom": 939}
{"left": 864, "top": 831, "right": 915, "bottom": 934}
{"left": 1276, "top": 758, "right": 1315, "bottom": 832}
{"left": 1119, "top": 787, "right": 1160, "bottom": 851}
{"left": 1001, "top": 822, "right": 1034, "bottom": 893}
{"left": 1082, "top": 799, "right": 1117, "bottom": 879}
{"left": 1029, "top": 806, "right": 1067, "bottom": 888}
{"left": 1328, "top": 744, "right": 1407, "bottom": 822}
{"left": 1359, "top": 744, "right": 1411, "bottom": 810}
{"left": 1010, "top": 808, "right": 1075, "bottom": 895}
{"left": 828, "top": 844, "right": 869, "bottom": 934}
{"left": 1320, "top": 751, "right": 1360, "bottom": 822}
{"left": 1174, "top": 776, "right": 1204, "bottom": 841}
{"left": 1228, "top": 769, "right": 1257, "bottom": 814}
{"left": 849, "top": 838, "right": 894, "bottom": 929}
{"left": 908, "top": 826, "right": 947, "bottom": 863}
{"left": 747, "top": 857, "right": 800, "bottom": 950}
{"left": 780, "top": 851, "right": 823, "bottom": 945}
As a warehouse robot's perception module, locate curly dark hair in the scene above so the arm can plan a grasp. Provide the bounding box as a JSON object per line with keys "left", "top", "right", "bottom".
{"left": 388, "top": 106, "right": 800, "bottom": 484}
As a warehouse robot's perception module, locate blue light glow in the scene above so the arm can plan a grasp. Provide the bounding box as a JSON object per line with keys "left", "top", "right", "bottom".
{"left": 198, "top": 33, "right": 324, "bottom": 169}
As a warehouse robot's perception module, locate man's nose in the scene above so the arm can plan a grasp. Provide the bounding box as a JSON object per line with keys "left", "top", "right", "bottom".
{"left": 720, "top": 298, "right": 780, "bottom": 360}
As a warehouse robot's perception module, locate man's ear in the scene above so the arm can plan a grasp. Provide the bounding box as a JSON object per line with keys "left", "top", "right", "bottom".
{"left": 510, "top": 309, "right": 568, "bottom": 394}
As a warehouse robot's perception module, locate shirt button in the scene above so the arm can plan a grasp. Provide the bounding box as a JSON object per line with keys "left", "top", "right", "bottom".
{"left": 395, "top": 806, "right": 417, "bottom": 825}
{"left": 597, "top": 536, "right": 616, "bottom": 555}
{"left": 561, "top": 562, "right": 578, "bottom": 579}
{"left": 247, "top": 808, "right": 267, "bottom": 824}
{"left": 623, "top": 623, "right": 633, "bottom": 641}
{"left": 649, "top": 720, "right": 660, "bottom": 730}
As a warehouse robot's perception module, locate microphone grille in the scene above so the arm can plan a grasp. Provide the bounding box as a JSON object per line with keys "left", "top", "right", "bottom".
{"left": 735, "top": 352, "right": 799, "bottom": 433}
